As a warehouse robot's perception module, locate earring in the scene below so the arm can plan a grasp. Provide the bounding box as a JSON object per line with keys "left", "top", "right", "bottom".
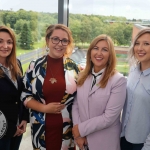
{"left": 46, "top": 46, "right": 49, "bottom": 52}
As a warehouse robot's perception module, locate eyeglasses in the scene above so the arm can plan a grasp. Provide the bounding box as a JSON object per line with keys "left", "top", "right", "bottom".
{"left": 50, "top": 37, "right": 70, "bottom": 46}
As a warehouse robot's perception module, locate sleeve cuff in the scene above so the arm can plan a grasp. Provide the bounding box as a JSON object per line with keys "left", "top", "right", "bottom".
{"left": 24, "top": 97, "right": 33, "bottom": 107}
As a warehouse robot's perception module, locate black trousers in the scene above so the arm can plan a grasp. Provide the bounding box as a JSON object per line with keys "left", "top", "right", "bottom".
{"left": 0, "top": 135, "right": 23, "bottom": 150}
{"left": 120, "top": 137, "right": 144, "bottom": 150}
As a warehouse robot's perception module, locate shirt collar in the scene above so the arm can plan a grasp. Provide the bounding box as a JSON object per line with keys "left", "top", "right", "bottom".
{"left": 143, "top": 68, "right": 150, "bottom": 76}
{"left": 0, "top": 63, "right": 9, "bottom": 71}
{"left": 92, "top": 67, "right": 105, "bottom": 76}
{"left": 136, "top": 63, "right": 150, "bottom": 76}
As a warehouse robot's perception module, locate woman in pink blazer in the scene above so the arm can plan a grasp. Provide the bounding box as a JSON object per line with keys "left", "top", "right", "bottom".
{"left": 72, "top": 34, "right": 126, "bottom": 150}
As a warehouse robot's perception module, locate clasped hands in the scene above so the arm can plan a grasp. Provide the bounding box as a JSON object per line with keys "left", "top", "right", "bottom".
{"left": 44, "top": 102, "right": 65, "bottom": 114}
{"left": 72, "top": 124, "right": 88, "bottom": 150}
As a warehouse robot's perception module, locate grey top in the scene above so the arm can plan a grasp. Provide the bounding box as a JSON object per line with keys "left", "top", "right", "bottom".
{"left": 121, "top": 64, "right": 150, "bottom": 150}
{"left": 0, "top": 63, "right": 18, "bottom": 89}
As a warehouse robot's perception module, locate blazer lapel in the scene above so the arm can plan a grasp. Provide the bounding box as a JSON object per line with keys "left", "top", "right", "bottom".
{"left": 16, "top": 75, "right": 22, "bottom": 91}
{"left": 4, "top": 73, "right": 17, "bottom": 89}
{"left": 83, "top": 76, "right": 92, "bottom": 118}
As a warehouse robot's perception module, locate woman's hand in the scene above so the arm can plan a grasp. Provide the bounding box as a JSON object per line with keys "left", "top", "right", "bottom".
{"left": 44, "top": 102, "right": 65, "bottom": 114}
{"left": 14, "top": 126, "right": 23, "bottom": 137}
{"left": 73, "top": 124, "right": 81, "bottom": 139}
{"left": 18, "top": 120, "right": 27, "bottom": 134}
{"left": 75, "top": 137, "right": 88, "bottom": 150}
{"left": 25, "top": 99, "right": 65, "bottom": 113}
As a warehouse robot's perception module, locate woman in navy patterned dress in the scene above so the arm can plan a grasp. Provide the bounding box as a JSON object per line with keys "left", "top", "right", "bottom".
{"left": 21, "top": 24, "right": 79, "bottom": 150}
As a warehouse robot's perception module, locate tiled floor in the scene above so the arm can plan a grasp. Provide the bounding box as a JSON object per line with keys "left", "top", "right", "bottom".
{"left": 19, "top": 124, "right": 32, "bottom": 150}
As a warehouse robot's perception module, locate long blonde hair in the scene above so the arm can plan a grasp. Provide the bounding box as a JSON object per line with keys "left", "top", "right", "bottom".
{"left": 77, "top": 34, "right": 117, "bottom": 88}
{"left": 45, "top": 24, "right": 74, "bottom": 57}
{"left": 0, "top": 26, "right": 22, "bottom": 79}
{"left": 128, "top": 28, "right": 150, "bottom": 66}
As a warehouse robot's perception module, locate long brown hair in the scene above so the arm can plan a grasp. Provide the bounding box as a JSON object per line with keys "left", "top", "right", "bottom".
{"left": 77, "top": 34, "right": 117, "bottom": 88}
{"left": 45, "top": 24, "right": 74, "bottom": 57}
{"left": 0, "top": 26, "right": 22, "bottom": 79}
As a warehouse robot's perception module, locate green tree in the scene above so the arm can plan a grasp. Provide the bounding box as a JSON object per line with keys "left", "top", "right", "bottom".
{"left": 69, "top": 19, "right": 81, "bottom": 45}
{"left": 3, "top": 11, "right": 17, "bottom": 28}
{"left": 123, "top": 24, "right": 133, "bottom": 45}
{"left": 79, "top": 17, "right": 91, "bottom": 45}
{"left": 20, "top": 23, "right": 33, "bottom": 50}
{"left": 14, "top": 19, "right": 29, "bottom": 34}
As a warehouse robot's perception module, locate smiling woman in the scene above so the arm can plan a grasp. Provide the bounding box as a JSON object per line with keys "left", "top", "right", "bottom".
{"left": 21, "top": 24, "right": 79, "bottom": 150}
{"left": 91, "top": 40, "right": 110, "bottom": 73}
{"left": 46, "top": 28, "right": 72, "bottom": 58}
{"left": 0, "top": 25, "right": 29, "bottom": 150}
{"left": 72, "top": 34, "right": 126, "bottom": 150}
{"left": 0, "top": 32, "right": 13, "bottom": 60}
{"left": 121, "top": 28, "right": 150, "bottom": 150}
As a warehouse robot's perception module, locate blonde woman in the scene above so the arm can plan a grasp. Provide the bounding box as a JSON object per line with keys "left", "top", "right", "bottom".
{"left": 121, "top": 28, "right": 150, "bottom": 150}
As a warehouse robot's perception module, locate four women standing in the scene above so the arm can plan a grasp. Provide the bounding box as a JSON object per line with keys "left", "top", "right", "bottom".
{"left": 1, "top": 24, "right": 149, "bottom": 150}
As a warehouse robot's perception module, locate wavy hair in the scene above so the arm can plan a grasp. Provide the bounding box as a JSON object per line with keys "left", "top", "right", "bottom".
{"left": 128, "top": 28, "right": 150, "bottom": 66}
{"left": 45, "top": 24, "right": 74, "bottom": 57}
{"left": 77, "top": 34, "right": 117, "bottom": 88}
{"left": 0, "top": 26, "right": 22, "bottom": 79}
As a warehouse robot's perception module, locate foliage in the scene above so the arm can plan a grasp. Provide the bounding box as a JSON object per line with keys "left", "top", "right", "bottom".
{"left": 69, "top": 13, "right": 133, "bottom": 47}
{"left": 19, "top": 23, "right": 33, "bottom": 49}
{"left": 0, "top": 9, "right": 133, "bottom": 49}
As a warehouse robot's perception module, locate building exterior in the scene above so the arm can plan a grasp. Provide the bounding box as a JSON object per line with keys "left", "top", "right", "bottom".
{"left": 132, "top": 24, "right": 150, "bottom": 41}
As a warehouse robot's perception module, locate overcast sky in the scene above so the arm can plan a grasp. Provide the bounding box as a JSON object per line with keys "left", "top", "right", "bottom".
{"left": 0, "top": 0, "right": 150, "bottom": 20}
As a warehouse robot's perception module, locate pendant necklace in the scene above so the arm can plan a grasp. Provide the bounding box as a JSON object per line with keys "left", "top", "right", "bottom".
{"left": 49, "top": 68, "right": 57, "bottom": 84}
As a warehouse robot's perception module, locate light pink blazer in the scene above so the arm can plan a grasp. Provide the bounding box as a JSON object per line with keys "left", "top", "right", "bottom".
{"left": 72, "top": 72, "right": 126, "bottom": 150}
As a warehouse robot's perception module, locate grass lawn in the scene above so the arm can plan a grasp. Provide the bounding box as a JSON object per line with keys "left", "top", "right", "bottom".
{"left": 22, "top": 62, "right": 30, "bottom": 73}
{"left": 16, "top": 40, "right": 45, "bottom": 56}
{"left": 117, "top": 65, "right": 129, "bottom": 72}
{"left": 116, "top": 61, "right": 129, "bottom": 76}
{"left": 19, "top": 39, "right": 45, "bottom": 74}
{"left": 22, "top": 62, "right": 30, "bottom": 74}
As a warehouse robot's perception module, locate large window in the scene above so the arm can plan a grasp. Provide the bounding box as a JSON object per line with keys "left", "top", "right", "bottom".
{"left": 0, "top": 0, "right": 149, "bottom": 75}
{"left": 0, "top": 0, "right": 58, "bottom": 72}
{"left": 69, "top": 0, "right": 149, "bottom": 75}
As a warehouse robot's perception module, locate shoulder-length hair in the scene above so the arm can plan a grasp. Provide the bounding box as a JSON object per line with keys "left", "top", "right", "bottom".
{"left": 0, "top": 26, "right": 22, "bottom": 79}
{"left": 45, "top": 24, "right": 74, "bottom": 57}
{"left": 128, "top": 28, "right": 150, "bottom": 66}
{"left": 77, "top": 34, "right": 117, "bottom": 88}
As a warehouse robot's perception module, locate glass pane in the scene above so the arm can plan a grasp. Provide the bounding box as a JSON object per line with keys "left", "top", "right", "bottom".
{"left": 69, "top": 0, "right": 149, "bottom": 76}
{"left": 0, "top": 0, "right": 58, "bottom": 72}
